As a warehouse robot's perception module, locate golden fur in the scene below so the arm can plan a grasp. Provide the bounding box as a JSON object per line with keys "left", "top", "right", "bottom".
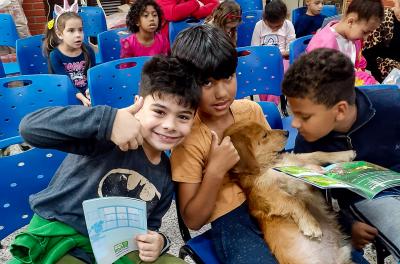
{"left": 224, "top": 121, "right": 355, "bottom": 264}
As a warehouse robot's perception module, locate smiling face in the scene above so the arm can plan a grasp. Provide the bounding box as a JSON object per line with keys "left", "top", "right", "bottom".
{"left": 198, "top": 74, "right": 237, "bottom": 119}
{"left": 57, "top": 17, "right": 84, "bottom": 51}
{"left": 137, "top": 5, "right": 159, "bottom": 33}
{"left": 135, "top": 93, "right": 195, "bottom": 152}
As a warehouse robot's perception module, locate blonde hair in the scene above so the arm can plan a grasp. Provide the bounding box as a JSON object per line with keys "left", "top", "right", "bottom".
{"left": 205, "top": 0, "right": 242, "bottom": 46}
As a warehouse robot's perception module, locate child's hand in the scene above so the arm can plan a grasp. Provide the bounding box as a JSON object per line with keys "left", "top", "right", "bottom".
{"left": 111, "top": 96, "right": 144, "bottom": 151}
{"left": 135, "top": 230, "right": 164, "bottom": 262}
{"left": 85, "top": 89, "right": 91, "bottom": 101}
{"left": 205, "top": 130, "right": 240, "bottom": 178}
{"left": 351, "top": 221, "right": 378, "bottom": 249}
{"left": 76, "top": 92, "right": 91, "bottom": 107}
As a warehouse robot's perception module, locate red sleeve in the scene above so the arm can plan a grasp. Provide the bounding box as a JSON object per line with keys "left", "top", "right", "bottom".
{"left": 157, "top": 0, "right": 200, "bottom": 22}
{"left": 192, "top": 0, "right": 218, "bottom": 19}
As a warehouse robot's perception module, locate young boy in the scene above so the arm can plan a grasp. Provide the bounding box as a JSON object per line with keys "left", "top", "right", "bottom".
{"left": 294, "top": 0, "right": 326, "bottom": 37}
{"left": 170, "top": 25, "right": 277, "bottom": 264}
{"left": 8, "top": 56, "right": 200, "bottom": 264}
{"left": 282, "top": 48, "right": 400, "bottom": 263}
{"left": 306, "top": 0, "right": 384, "bottom": 85}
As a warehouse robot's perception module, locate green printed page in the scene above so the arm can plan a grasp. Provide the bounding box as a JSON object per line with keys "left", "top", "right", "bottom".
{"left": 324, "top": 161, "right": 400, "bottom": 199}
{"left": 274, "top": 161, "right": 400, "bottom": 199}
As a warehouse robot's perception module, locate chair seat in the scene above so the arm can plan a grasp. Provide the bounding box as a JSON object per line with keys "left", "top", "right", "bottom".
{"left": 3, "top": 62, "right": 20, "bottom": 75}
{"left": 180, "top": 229, "right": 221, "bottom": 264}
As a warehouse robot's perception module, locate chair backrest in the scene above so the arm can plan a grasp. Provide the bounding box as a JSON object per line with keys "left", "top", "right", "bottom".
{"left": 97, "top": 28, "right": 130, "bottom": 63}
{"left": 0, "top": 74, "right": 76, "bottom": 140}
{"left": 289, "top": 34, "right": 312, "bottom": 64}
{"left": 0, "top": 136, "right": 67, "bottom": 244}
{"left": 79, "top": 6, "right": 107, "bottom": 43}
{"left": 236, "top": 0, "right": 262, "bottom": 12}
{"left": 0, "top": 13, "right": 19, "bottom": 48}
{"left": 0, "top": 61, "right": 5, "bottom": 78}
{"left": 88, "top": 56, "right": 152, "bottom": 108}
{"left": 169, "top": 18, "right": 204, "bottom": 45}
{"left": 291, "top": 5, "right": 338, "bottom": 25}
{"left": 358, "top": 84, "right": 398, "bottom": 90}
{"left": 16, "top": 34, "right": 49, "bottom": 75}
{"left": 237, "top": 10, "right": 263, "bottom": 48}
{"left": 236, "top": 46, "right": 284, "bottom": 98}
{"left": 257, "top": 101, "right": 283, "bottom": 129}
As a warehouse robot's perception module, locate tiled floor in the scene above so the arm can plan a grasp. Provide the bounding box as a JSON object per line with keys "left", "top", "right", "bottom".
{"left": 0, "top": 201, "right": 397, "bottom": 264}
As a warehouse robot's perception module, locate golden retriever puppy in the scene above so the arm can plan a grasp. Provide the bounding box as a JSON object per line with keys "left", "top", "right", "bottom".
{"left": 224, "top": 121, "right": 355, "bottom": 264}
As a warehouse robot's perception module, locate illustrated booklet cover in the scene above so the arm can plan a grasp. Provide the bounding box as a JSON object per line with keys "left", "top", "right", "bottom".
{"left": 83, "top": 197, "right": 147, "bottom": 264}
{"left": 274, "top": 161, "right": 400, "bottom": 199}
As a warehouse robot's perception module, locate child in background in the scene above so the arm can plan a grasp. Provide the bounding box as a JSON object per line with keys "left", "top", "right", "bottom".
{"left": 8, "top": 56, "right": 200, "bottom": 264}
{"left": 251, "top": 0, "right": 295, "bottom": 59}
{"left": 294, "top": 0, "right": 326, "bottom": 37}
{"left": 251, "top": 0, "right": 295, "bottom": 104}
{"left": 171, "top": 25, "right": 277, "bottom": 264}
{"left": 282, "top": 48, "right": 400, "bottom": 264}
{"left": 121, "top": 0, "right": 169, "bottom": 58}
{"left": 43, "top": 0, "right": 95, "bottom": 107}
{"left": 205, "top": 0, "right": 242, "bottom": 46}
{"left": 306, "top": 0, "right": 384, "bottom": 85}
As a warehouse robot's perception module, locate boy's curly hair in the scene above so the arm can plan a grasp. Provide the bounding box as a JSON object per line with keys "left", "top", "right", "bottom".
{"left": 282, "top": 48, "right": 356, "bottom": 108}
{"left": 126, "top": 0, "right": 163, "bottom": 33}
{"left": 140, "top": 56, "right": 201, "bottom": 110}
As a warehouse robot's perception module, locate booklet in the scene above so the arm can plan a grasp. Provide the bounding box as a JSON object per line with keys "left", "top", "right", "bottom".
{"left": 382, "top": 68, "right": 400, "bottom": 88}
{"left": 274, "top": 161, "right": 400, "bottom": 199}
{"left": 83, "top": 197, "right": 147, "bottom": 264}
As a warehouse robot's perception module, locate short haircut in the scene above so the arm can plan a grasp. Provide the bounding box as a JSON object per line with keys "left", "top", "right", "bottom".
{"left": 140, "top": 56, "right": 201, "bottom": 110}
{"left": 263, "top": 0, "right": 287, "bottom": 23}
{"left": 171, "top": 24, "right": 238, "bottom": 85}
{"left": 126, "top": 0, "right": 163, "bottom": 33}
{"left": 282, "top": 48, "right": 356, "bottom": 107}
{"left": 346, "top": 0, "right": 384, "bottom": 21}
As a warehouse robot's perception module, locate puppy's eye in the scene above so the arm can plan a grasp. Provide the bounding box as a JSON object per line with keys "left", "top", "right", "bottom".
{"left": 263, "top": 133, "right": 267, "bottom": 139}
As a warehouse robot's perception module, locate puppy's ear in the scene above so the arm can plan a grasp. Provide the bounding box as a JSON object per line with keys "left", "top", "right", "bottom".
{"left": 230, "top": 133, "right": 260, "bottom": 175}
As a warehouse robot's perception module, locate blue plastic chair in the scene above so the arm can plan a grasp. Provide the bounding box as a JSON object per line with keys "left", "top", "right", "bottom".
{"left": 78, "top": 6, "right": 107, "bottom": 44}
{"left": 236, "top": 0, "right": 262, "bottom": 12}
{"left": 237, "top": 10, "right": 263, "bottom": 48}
{"left": 291, "top": 5, "right": 338, "bottom": 26}
{"left": 289, "top": 34, "right": 312, "bottom": 64}
{"left": 0, "top": 61, "right": 5, "bottom": 78}
{"left": 0, "top": 13, "right": 20, "bottom": 75}
{"left": 16, "top": 34, "right": 48, "bottom": 75}
{"left": 88, "top": 56, "right": 152, "bottom": 108}
{"left": 97, "top": 28, "right": 130, "bottom": 63}
{"left": 235, "top": 45, "right": 296, "bottom": 150}
{"left": 0, "top": 74, "right": 77, "bottom": 141}
{"left": 169, "top": 18, "right": 204, "bottom": 45}
{"left": 0, "top": 136, "right": 67, "bottom": 246}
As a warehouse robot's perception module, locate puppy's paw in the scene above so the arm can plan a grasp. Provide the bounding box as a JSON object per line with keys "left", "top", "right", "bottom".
{"left": 331, "top": 150, "right": 356, "bottom": 163}
{"left": 298, "top": 217, "right": 322, "bottom": 240}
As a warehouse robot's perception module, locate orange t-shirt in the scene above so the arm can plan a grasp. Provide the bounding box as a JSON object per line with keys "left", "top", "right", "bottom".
{"left": 171, "top": 99, "right": 271, "bottom": 222}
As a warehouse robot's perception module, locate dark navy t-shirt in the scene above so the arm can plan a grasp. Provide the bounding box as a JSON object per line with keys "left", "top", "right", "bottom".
{"left": 294, "top": 14, "right": 326, "bottom": 38}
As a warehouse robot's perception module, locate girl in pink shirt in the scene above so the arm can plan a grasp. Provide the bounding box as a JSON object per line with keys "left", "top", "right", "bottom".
{"left": 121, "top": 0, "right": 170, "bottom": 58}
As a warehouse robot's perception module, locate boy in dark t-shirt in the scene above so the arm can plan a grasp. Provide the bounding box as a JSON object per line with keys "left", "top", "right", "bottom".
{"left": 294, "top": 0, "right": 326, "bottom": 37}
{"left": 8, "top": 56, "right": 200, "bottom": 264}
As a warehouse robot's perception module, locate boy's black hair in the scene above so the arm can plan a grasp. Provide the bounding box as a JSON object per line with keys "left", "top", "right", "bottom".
{"left": 140, "top": 56, "right": 201, "bottom": 110}
{"left": 282, "top": 48, "right": 356, "bottom": 108}
{"left": 171, "top": 24, "right": 237, "bottom": 85}
{"left": 346, "top": 0, "right": 384, "bottom": 21}
{"left": 263, "top": 0, "right": 287, "bottom": 23}
{"left": 126, "top": 0, "right": 163, "bottom": 33}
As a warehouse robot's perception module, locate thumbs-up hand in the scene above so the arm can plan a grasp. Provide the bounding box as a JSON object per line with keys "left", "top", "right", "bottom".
{"left": 205, "top": 130, "right": 240, "bottom": 179}
{"left": 111, "top": 96, "right": 144, "bottom": 151}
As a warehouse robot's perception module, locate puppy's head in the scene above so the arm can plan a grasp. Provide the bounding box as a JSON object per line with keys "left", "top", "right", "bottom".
{"left": 224, "top": 121, "right": 288, "bottom": 175}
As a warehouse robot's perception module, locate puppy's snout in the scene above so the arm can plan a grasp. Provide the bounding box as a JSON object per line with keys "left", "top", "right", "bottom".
{"left": 283, "top": 130, "right": 289, "bottom": 138}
